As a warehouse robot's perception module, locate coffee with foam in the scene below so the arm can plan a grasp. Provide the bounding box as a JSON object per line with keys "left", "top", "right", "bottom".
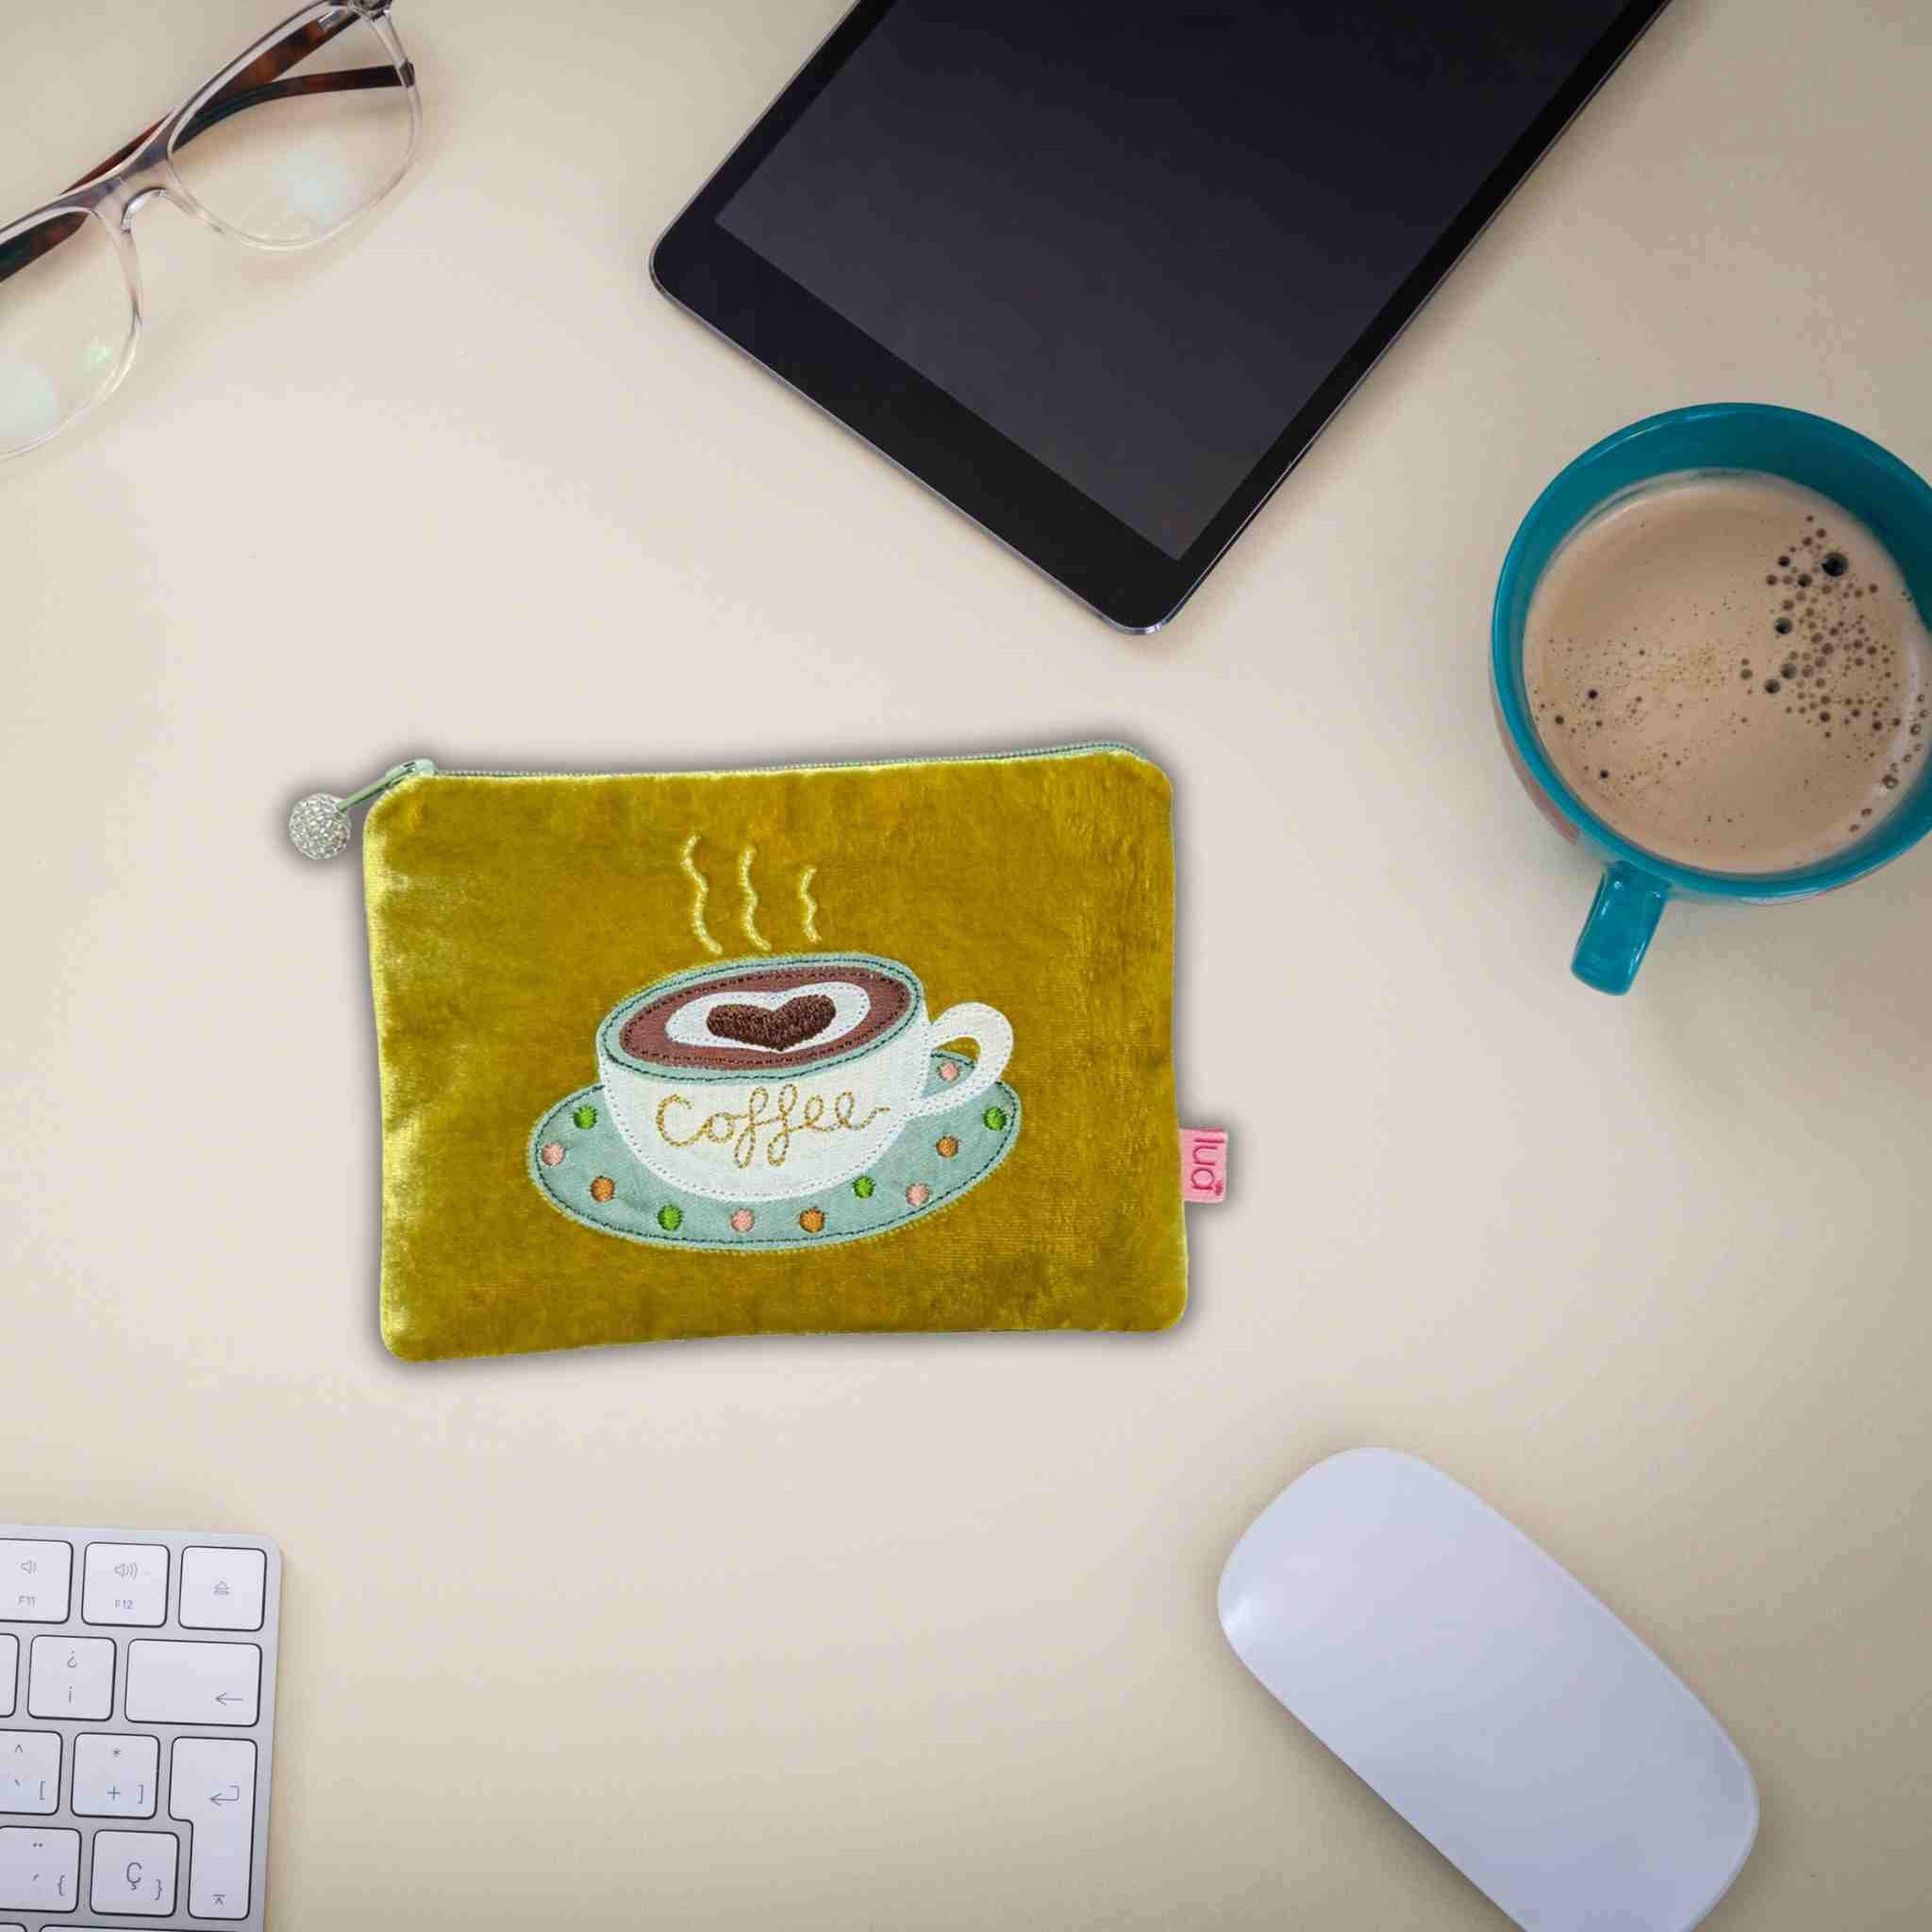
{"left": 1524, "top": 474, "right": 1931, "bottom": 873}
{"left": 618, "top": 960, "right": 910, "bottom": 1074}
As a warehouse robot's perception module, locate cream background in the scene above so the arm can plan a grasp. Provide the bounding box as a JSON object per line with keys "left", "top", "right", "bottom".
{"left": 3, "top": 1, "right": 1928, "bottom": 1925}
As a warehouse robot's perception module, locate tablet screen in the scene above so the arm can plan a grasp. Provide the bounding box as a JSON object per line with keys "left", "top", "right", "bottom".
{"left": 718, "top": 2, "right": 1636, "bottom": 559}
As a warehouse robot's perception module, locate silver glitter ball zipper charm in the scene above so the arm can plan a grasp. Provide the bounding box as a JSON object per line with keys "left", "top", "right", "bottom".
{"left": 288, "top": 792, "right": 351, "bottom": 859}
{"left": 287, "top": 759, "right": 436, "bottom": 858}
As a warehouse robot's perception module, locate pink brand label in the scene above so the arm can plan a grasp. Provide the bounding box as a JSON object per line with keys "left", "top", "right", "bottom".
{"left": 1180, "top": 1127, "right": 1228, "bottom": 1203}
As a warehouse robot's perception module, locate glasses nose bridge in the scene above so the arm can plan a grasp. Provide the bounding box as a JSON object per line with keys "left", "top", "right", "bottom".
{"left": 100, "top": 157, "right": 188, "bottom": 234}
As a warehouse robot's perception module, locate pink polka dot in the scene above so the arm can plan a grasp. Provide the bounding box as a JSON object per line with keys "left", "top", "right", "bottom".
{"left": 539, "top": 1141, "right": 565, "bottom": 1168}
{"left": 906, "top": 1182, "right": 931, "bottom": 1208}
{"left": 938, "top": 1060, "right": 959, "bottom": 1082}
{"left": 730, "top": 1208, "right": 756, "bottom": 1233}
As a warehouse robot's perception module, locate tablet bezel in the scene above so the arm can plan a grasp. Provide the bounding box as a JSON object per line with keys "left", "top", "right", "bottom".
{"left": 652, "top": 0, "right": 1673, "bottom": 632}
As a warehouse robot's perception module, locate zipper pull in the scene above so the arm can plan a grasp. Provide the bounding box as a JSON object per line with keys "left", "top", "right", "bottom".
{"left": 288, "top": 758, "right": 436, "bottom": 859}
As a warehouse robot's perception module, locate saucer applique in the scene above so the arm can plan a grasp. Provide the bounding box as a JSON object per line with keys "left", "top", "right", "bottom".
{"left": 530, "top": 1051, "right": 1022, "bottom": 1252}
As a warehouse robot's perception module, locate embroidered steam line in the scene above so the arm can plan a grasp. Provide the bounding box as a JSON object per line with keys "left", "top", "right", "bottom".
{"left": 798, "top": 866, "right": 821, "bottom": 944}
{"left": 679, "top": 834, "right": 724, "bottom": 957}
{"left": 739, "top": 847, "right": 772, "bottom": 952}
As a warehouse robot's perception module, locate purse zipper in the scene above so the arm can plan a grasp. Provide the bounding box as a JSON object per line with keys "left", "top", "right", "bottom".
{"left": 288, "top": 759, "right": 439, "bottom": 859}
{"left": 287, "top": 743, "right": 1151, "bottom": 858}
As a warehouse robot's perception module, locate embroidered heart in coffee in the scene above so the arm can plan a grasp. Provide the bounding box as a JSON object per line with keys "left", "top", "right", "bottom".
{"left": 705, "top": 993, "right": 840, "bottom": 1052}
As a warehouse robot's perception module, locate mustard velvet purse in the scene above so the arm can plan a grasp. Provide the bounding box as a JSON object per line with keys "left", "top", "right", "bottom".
{"left": 296, "top": 744, "right": 1187, "bottom": 1360}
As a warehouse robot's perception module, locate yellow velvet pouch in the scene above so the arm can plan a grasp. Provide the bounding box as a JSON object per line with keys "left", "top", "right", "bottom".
{"left": 353, "top": 744, "right": 1186, "bottom": 1360}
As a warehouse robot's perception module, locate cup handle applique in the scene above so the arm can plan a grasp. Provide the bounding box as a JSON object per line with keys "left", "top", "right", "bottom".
{"left": 908, "top": 1003, "right": 1014, "bottom": 1117}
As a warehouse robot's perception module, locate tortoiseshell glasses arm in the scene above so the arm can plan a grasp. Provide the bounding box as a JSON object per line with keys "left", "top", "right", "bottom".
{"left": 0, "top": 11, "right": 412, "bottom": 289}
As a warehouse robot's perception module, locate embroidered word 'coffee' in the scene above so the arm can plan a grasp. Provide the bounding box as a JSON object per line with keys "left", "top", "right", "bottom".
{"left": 657, "top": 1085, "right": 891, "bottom": 1171}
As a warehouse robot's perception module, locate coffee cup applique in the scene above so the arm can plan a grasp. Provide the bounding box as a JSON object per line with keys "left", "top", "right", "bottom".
{"left": 530, "top": 952, "right": 1020, "bottom": 1251}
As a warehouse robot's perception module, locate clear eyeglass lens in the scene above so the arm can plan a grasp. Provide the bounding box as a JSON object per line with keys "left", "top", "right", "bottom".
{"left": 0, "top": 210, "right": 132, "bottom": 457}
{"left": 168, "top": 7, "right": 415, "bottom": 245}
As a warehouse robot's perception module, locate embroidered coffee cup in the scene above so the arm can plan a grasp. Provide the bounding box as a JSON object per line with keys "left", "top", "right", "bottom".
{"left": 597, "top": 953, "right": 1013, "bottom": 1203}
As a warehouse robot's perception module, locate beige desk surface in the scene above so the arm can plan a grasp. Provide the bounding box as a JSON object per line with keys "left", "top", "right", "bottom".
{"left": 5, "top": 2, "right": 1929, "bottom": 1925}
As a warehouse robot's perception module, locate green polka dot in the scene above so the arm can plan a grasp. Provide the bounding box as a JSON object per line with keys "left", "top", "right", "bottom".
{"left": 982, "top": 1107, "right": 1008, "bottom": 1131}
{"left": 573, "top": 1104, "right": 598, "bottom": 1130}
{"left": 852, "top": 1175, "right": 876, "bottom": 1199}
{"left": 656, "top": 1204, "right": 683, "bottom": 1232}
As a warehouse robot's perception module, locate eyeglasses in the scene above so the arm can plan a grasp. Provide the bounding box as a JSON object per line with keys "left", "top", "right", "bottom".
{"left": 0, "top": 1, "right": 420, "bottom": 460}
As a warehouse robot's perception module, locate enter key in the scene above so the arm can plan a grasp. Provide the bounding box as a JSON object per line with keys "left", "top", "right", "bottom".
{"left": 169, "top": 1737, "right": 256, "bottom": 1921}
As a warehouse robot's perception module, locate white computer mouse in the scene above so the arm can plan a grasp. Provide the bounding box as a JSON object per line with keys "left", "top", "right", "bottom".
{"left": 1219, "top": 1449, "right": 1757, "bottom": 1932}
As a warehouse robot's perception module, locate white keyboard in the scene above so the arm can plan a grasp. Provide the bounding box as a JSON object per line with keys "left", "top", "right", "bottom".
{"left": 1, "top": 1526, "right": 279, "bottom": 1931}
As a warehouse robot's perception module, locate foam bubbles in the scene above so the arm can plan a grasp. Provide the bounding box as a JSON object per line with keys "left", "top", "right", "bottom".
{"left": 1522, "top": 473, "right": 1932, "bottom": 872}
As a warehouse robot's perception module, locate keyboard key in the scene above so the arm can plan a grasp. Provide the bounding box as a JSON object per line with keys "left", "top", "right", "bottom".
{"left": 4, "top": 1523, "right": 277, "bottom": 1926}
{"left": 73, "top": 1734, "right": 159, "bottom": 1818}
{"left": 0, "top": 1824, "right": 80, "bottom": 1909}
{"left": 0, "top": 1541, "right": 69, "bottom": 1622}
{"left": 91, "top": 1827, "right": 178, "bottom": 1916}
{"left": 0, "top": 1736, "right": 58, "bottom": 1814}
{"left": 180, "top": 1546, "right": 267, "bottom": 1631}
{"left": 27, "top": 1636, "right": 115, "bottom": 1720}
{"left": 125, "top": 1641, "right": 260, "bottom": 1725}
{"left": 82, "top": 1542, "right": 169, "bottom": 1626}
{"left": 171, "top": 1737, "right": 256, "bottom": 1919}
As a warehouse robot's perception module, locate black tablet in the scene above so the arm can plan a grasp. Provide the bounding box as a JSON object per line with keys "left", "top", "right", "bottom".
{"left": 654, "top": 1, "right": 1672, "bottom": 631}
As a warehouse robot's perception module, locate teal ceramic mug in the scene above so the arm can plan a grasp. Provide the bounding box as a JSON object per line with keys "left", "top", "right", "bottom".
{"left": 1492, "top": 404, "right": 1932, "bottom": 993}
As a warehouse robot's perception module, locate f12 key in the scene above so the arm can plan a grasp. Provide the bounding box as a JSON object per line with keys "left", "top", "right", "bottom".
{"left": 1, "top": 1524, "right": 280, "bottom": 1929}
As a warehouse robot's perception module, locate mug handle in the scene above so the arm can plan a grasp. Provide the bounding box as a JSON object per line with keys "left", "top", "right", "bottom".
{"left": 908, "top": 1004, "right": 1014, "bottom": 1116}
{"left": 1573, "top": 861, "right": 1671, "bottom": 994}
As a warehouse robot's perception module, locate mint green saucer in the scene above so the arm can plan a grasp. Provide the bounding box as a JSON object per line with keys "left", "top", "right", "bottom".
{"left": 529, "top": 1052, "right": 1021, "bottom": 1251}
